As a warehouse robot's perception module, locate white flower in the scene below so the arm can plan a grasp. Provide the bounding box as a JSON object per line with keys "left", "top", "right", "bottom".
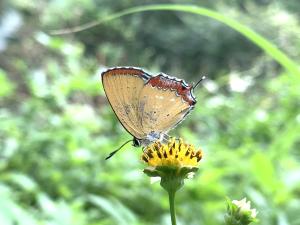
{"left": 232, "top": 198, "right": 258, "bottom": 218}
{"left": 229, "top": 72, "right": 252, "bottom": 92}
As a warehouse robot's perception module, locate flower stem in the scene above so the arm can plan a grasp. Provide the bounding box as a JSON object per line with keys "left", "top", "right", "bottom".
{"left": 168, "top": 190, "right": 177, "bottom": 225}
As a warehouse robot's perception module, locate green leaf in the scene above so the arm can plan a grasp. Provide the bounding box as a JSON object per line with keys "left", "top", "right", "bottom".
{"left": 0, "top": 69, "right": 15, "bottom": 97}
{"left": 4, "top": 173, "right": 37, "bottom": 192}
{"left": 88, "top": 194, "right": 138, "bottom": 225}
{"left": 251, "top": 152, "right": 278, "bottom": 193}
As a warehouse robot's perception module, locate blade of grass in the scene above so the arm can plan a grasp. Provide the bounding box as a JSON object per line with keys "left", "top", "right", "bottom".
{"left": 50, "top": 4, "right": 300, "bottom": 76}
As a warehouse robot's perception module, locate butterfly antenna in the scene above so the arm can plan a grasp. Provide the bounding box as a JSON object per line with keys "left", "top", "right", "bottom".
{"left": 105, "top": 139, "right": 133, "bottom": 160}
{"left": 192, "top": 76, "right": 206, "bottom": 90}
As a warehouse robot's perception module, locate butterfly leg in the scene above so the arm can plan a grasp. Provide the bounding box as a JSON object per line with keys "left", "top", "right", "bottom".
{"left": 164, "top": 133, "right": 180, "bottom": 141}
{"left": 161, "top": 133, "right": 173, "bottom": 143}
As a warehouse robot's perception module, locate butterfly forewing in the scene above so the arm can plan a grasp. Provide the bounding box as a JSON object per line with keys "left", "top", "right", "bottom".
{"left": 102, "top": 68, "right": 148, "bottom": 139}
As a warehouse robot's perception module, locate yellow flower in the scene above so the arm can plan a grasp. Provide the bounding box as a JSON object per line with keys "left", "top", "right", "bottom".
{"left": 141, "top": 138, "right": 203, "bottom": 168}
{"left": 141, "top": 138, "right": 203, "bottom": 225}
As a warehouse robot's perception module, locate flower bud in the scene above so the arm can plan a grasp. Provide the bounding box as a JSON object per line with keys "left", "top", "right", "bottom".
{"left": 225, "top": 197, "right": 258, "bottom": 225}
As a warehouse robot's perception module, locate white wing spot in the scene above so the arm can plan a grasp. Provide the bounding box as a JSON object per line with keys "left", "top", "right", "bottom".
{"left": 155, "top": 95, "right": 164, "bottom": 99}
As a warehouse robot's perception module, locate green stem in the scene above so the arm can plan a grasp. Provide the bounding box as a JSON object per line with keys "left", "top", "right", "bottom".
{"left": 168, "top": 190, "right": 177, "bottom": 225}
{"left": 50, "top": 4, "right": 300, "bottom": 76}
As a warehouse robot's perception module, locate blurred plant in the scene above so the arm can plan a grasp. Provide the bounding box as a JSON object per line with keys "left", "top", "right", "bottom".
{"left": 50, "top": 4, "right": 300, "bottom": 77}
{"left": 142, "top": 138, "right": 203, "bottom": 225}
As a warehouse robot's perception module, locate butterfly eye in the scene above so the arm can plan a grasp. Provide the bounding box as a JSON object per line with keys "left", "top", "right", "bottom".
{"left": 133, "top": 138, "right": 141, "bottom": 147}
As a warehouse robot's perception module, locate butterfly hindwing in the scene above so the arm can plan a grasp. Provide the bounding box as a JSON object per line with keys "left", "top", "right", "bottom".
{"left": 138, "top": 74, "right": 196, "bottom": 134}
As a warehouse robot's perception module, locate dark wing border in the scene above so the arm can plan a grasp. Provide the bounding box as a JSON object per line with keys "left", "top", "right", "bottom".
{"left": 101, "top": 67, "right": 151, "bottom": 82}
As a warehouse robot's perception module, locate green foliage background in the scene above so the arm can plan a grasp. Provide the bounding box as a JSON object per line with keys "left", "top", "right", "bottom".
{"left": 1, "top": 1, "right": 300, "bottom": 225}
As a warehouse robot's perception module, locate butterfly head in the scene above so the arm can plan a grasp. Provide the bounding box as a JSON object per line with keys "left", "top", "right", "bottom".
{"left": 133, "top": 138, "right": 141, "bottom": 147}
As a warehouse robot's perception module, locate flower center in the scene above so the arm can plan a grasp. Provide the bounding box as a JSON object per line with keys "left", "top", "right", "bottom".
{"left": 141, "top": 138, "right": 203, "bottom": 167}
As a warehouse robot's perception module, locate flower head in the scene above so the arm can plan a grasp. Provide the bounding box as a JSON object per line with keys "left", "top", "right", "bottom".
{"left": 142, "top": 138, "right": 203, "bottom": 168}
{"left": 232, "top": 198, "right": 258, "bottom": 219}
{"left": 225, "top": 197, "right": 258, "bottom": 225}
{"left": 141, "top": 138, "right": 203, "bottom": 193}
{"left": 141, "top": 138, "right": 203, "bottom": 225}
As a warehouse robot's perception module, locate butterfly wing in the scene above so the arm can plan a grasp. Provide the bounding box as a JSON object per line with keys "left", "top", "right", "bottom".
{"left": 138, "top": 74, "right": 196, "bottom": 134}
{"left": 102, "top": 67, "right": 151, "bottom": 139}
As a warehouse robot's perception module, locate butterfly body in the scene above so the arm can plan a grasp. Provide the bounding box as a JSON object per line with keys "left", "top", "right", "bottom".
{"left": 133, "top": 131, "right": 167, "bottom": 147}
{"left": 101, "top": 67, "right": 197, "bottom": 148}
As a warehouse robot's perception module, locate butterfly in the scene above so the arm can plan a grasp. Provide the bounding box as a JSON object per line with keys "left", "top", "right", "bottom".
{"left": 101, "top": 67, "right": 205, "bottom": 159}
